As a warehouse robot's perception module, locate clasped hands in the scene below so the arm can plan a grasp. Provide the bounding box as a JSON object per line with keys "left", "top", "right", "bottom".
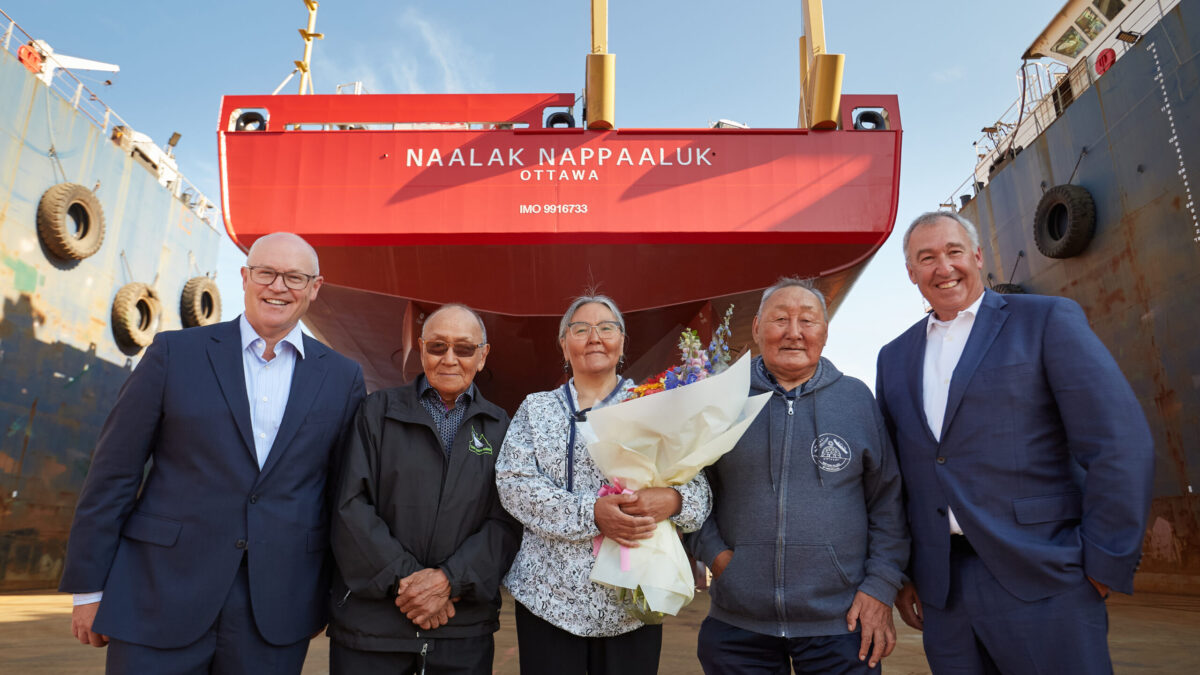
{"left": 593, "top": 487, "right": 681, "bottom": 547}
{"left": 395, "top": 567, "right": 458, "bottom": 630}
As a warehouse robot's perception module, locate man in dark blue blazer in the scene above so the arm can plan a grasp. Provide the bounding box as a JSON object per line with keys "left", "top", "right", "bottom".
{"left": 60, "top": 232, "right": 365, "bottom": 673}
{"left": 875, "top": 212, "right": 1153, "bottom": 674}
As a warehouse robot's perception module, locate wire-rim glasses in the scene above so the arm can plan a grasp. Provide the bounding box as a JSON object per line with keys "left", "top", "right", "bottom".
{"left": 244, "top": 266, "right": 318, "bottom": 290}
{"left": 566, "top": 321, "right": 623, "bottom": 341}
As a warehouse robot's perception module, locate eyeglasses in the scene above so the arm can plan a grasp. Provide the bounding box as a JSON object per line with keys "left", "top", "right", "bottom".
{"left": 566, "top": 321, "right": 623, "bottom": 340}
{"left": 244, "top": 266, "right": 318, "bottom": 290}
{"left": 422, "top": 340, "right": 486, "bottom": 358}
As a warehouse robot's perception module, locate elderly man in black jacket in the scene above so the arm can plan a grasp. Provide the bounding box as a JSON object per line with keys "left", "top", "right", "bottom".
{"left": 328, "top": 303, "right": 520, "bottom": 674}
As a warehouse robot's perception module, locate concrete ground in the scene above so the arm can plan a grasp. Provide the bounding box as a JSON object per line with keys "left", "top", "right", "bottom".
{"left": 2, "top": 590, "right": 1195, "bottom": 674}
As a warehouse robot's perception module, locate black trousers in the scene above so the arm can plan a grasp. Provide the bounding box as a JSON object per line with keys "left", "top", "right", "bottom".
{"left": 329, "top": 635, "right": 494, "bottom": 675}
{"left": 514, "top": 602, "right": 661, "bottom": 675}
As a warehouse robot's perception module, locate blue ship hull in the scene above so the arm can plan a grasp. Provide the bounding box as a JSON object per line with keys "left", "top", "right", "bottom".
{"left": 0, "top": 33, "right": 222, "bottom": 590}
{"left": 958, "top": 0, "right": 1200, "bottom": 593}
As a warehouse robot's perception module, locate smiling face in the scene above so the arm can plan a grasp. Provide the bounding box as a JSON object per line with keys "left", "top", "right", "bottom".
{"left": 420, "top": 307, "right": 489, "bottom": 405}
{"left": 241, "top": 234, "right": 322, "bottom": 343}
{"left": 905, "top": 216, "right": 985, "bottom": 320}
{"left": 560, "top": 302, "right": 625, "bottom": 378}
{"left": 752, "top": 286, "right": 828, "bottom": 390}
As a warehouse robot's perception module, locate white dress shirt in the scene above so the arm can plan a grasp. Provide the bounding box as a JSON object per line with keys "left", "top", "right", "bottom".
{"left": 74, "top": 317, "right": 306, "bottom": 606}
{"left": 922, "top": 291, "right": 984, "bottom": 536}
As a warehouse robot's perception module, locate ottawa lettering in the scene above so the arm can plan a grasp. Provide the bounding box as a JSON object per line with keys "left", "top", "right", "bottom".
{"left": 519, "top": 169, "right": 599, "bottom": 181}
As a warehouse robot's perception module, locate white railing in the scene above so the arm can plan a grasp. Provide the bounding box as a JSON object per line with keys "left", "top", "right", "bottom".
{"left": 0, "top": 8, "right": 217, "bottom": 227}
{"left": 943, "top": 0, "right": 1180, "bottom": 210}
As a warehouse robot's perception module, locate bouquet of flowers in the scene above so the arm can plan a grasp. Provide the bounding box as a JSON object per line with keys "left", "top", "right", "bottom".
{"left": 585, "top": 307, "right": 769, "bottom": 620}
{"left": 629, "top": 306, "right": 736, "bottom": 398}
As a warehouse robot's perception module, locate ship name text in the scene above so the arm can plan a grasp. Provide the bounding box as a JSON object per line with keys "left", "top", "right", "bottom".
{"left": 404, "top": 145, "right": 714, "bottom": 180}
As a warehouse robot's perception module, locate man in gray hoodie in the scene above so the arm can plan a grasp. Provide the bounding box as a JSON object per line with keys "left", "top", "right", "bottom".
{"left": 688, "top": 277, "right": 908, "bottom": 674}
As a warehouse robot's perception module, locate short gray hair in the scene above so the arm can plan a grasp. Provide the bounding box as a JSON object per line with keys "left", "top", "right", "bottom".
{"left": 902, "top": 211, "right": 981, "bottom": 263}
{"left": 757, "top": 277, "right": 828, "bottom": 320}
{"left": 246, "top": 232, "right": 320, "bottom": 274}
{"left": 423, "top": 303, "right": 487, "bottom": 344}
{"left": 558, "top": 294, "right": 626, "bottom": 340}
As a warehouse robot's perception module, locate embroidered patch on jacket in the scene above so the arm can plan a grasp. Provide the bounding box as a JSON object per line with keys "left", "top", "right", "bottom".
{"left": 811, "top": 433, "right": 852, "bottom": 472}
{"left": 469, "top": 426, "right": 494, "bottom": 455}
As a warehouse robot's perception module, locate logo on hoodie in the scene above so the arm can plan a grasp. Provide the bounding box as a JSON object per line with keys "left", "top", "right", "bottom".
{"left": 811, "top": 433, "right": 852, "bottom": 472}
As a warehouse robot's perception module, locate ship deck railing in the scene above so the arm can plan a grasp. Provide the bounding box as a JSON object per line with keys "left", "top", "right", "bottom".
{"left": 0, "top": 8, "right": 218, "bottom": 229}
{"left": 942, "top": 0, "right": 1181, "bottom": 211}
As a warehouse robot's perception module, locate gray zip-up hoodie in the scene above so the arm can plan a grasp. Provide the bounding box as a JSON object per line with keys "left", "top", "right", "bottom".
{"left": 687, "top": 356, "right": 908, "bottom": 638}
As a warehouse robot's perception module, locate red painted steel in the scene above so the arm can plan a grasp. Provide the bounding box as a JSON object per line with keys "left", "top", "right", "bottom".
{"left": 218, "top": 93, "right": 902, "bottom": 315}
{"left": 220, "top": 93, "right": 575, "bottom": 129}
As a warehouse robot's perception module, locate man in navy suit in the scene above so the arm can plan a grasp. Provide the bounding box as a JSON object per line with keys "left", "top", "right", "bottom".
{"left": 875, "top": 212, "right": 1153, "bottom": 674}
{"left": 60, "top": 232, "right": 365, "bottom": 674}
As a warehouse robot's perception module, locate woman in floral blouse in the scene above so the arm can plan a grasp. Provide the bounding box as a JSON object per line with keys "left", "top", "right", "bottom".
{"left": 496, "top": 294, "right": 711, "bottom": 675}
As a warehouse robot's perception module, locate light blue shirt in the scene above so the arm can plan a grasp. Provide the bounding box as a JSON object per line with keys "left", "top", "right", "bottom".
{"left": 240, "top": 314, "right": 305, "bottom": 469}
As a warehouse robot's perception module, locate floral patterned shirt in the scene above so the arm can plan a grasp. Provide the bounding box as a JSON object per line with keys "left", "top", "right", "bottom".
{"left": 496, "top": 379, "right": 711, "bottom": 637}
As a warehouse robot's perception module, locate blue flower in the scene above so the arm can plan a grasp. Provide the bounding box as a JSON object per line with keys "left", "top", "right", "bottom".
{"left": 664, "top": 370, "right": 681, "bottom": 390}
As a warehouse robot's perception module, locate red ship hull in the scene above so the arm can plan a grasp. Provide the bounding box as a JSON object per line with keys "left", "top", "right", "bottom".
{"left": 218, "top": 93, "right": 902, "bottom": 408}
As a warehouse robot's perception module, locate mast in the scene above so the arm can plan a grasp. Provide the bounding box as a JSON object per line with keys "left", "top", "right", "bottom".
{"left": 586, "top": 0, "right": 615, "bottom": 129}
{"left": 798, "top": 0, "right": 843, "bottom": 129}
{"left": 295, "top": 0, "right": 323, "bottom": 95}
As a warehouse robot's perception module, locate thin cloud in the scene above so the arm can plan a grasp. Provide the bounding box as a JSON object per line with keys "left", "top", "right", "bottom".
{"left": 931, "top": 66, "right": 966, "bottom": 83}
{"left": 313, "top": 8, "right": 491, "bottom": 95}
{"left": 397, "top": 62, "right": 423, "bottom": 95}
{"left": 407, "top": 9, "right": 466, "bottom": 92}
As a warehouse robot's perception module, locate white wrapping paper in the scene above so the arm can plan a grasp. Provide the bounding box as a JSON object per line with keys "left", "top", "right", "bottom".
{"left": 585, "top": 353, "right": 770, "bottom": 616}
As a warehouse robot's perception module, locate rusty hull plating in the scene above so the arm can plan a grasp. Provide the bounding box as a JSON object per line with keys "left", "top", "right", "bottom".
{"left": 957, "top": 0, "right": 1200, "bottom": 593}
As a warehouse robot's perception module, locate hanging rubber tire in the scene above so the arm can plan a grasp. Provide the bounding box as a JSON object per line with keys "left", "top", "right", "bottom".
{"left": 853, "top": 110, "right": 888, "bottom": 130}
{"left": 992, "top": 283, "right": 1027, "bottom": 294}
{"left": 235, "top": 111, "right": 267, "bottom": 131}
{"left": 1033, "top": 184, "right": 1095, "bottom": 258}
{"left": 180, "top": 276, "right": 222, "bottom": 327}
{"left": 545, "top": 111, "right": 576, "bottom": 128}
{"left": 37, "top": 183, "right": 106, "bottom": 260}
{"left": 112, "top": 283, "right": 161, "bottom": 351}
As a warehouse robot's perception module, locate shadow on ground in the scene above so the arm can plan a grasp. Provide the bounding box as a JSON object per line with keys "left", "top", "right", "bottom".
{"left": 2, "top": 590, "right": 1195, "bottom": 673}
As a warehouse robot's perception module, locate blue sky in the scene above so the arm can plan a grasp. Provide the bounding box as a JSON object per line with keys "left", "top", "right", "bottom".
{"left": 14, "top": 0, "right": 1054, "bottom": 387}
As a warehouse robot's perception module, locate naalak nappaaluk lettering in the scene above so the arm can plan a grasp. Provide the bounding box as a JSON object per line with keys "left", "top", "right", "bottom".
{"left": 405, "top": 146, "right": 714, "bottom": 168}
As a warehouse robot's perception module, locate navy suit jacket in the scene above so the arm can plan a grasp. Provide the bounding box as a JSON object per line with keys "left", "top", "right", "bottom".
{"left": 60, "top": 319, "right": 364, "bottom": 648}
{"left": 876, "top": 290, "right": 1153, "bottom": 608}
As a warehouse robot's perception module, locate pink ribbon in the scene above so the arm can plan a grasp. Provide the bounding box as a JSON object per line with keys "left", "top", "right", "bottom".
{"left": 593, "top": 480, "right": 634, "bottom": 572}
